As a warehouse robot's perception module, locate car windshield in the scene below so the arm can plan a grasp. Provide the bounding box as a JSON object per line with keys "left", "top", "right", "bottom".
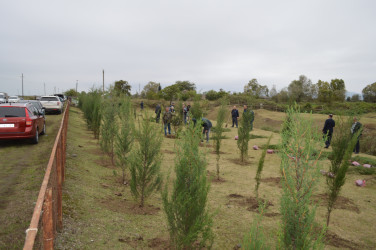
{"left": 0, "top": 94, "right": 4, "bottom": 98}
{"left": 0, "top": 107, "right": 26, "bottom": 117}
{"left": 31, "top": 102, "right": 42, "bottom": 109}
{"left": 9, "top": 97, "right": 17, "bottom": 99}
{"left": 40, "top": 97, "right": 59, "bottom": 101}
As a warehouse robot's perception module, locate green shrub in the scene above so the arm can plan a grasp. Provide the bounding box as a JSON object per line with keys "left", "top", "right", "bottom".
{"left": 279, "top": 105, "right": 325, "bottom": 249}
{"left": 162, "top": 124, "right": 213, "bottom": 249}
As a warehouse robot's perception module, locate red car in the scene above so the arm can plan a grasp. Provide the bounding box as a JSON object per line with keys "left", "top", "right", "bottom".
{"left": 0, "top": 103, "right": 46, "bottom": 144}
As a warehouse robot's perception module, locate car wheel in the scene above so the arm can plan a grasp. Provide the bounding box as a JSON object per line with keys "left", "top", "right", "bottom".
{"left": 40, "top": 123, "right": 46, "bottom": 135}
{"left": 31, "top": 127, "right": 39, "bottom": 144}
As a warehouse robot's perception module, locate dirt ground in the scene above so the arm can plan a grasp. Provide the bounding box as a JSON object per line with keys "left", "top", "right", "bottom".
{"left": 54, "top": 107, "right": 376, "bottom": 249}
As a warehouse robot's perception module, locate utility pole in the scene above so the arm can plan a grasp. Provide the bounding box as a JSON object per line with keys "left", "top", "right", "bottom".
{"left": 44, "top": 83, "right": 46, "bottom": 95}
{"left": 21, "top": 73, "right": 24, "bottom": 98}
{"left": 102, "top": 69, "right": 104, "bottom": 92}
{"left": 76, "top": 80, "right": 78, "bottom": 93}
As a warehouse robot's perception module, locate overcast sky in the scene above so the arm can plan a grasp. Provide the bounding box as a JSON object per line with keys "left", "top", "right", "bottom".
{"left": 1, "top": 0, "right": 375, "bottom": 96}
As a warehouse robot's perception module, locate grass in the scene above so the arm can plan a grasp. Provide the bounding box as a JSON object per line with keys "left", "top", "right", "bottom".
{"left": 51, "top": 107, "right": 376, "bottom": 249}
{"left": 0, "top": 114, "right": 62, "bottom": 249}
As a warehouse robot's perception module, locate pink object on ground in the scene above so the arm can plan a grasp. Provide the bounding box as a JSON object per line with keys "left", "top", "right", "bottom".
{"left": 355, "top": 179, "right": 366, "bottom": 187}
{"left": 352, "top": 161, "right": 361, "bottom": 166}
{"left": 363, "top": 164, "right": 371, "bottom": 168}
{"left": 253, "top": 145, "right": 259, "bottom": 150}
{"left": 267, "top": 149, "right": 274, "bottom": 154}
{"left": 234, "top": 135, "right": 239, "bottom": 140}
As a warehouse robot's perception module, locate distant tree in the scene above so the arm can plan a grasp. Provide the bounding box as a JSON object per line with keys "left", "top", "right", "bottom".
{"left": 317, "top": 80, "right": 331, "bottom": 103}
{"left": 204, "top": 89, "right": 228, "bottom": 101}
{"left": 287, "top": 75, "right": 313, "bottom": 102}
{"left": 362, "top": 82, "right": 376, "bottom": 103}
{"left": 160, "top": 84, "right": 180, "bottom": 103}
{"left": 175, "top": 81, "right": 196, "bottom": 91}
{"left": 269, "top": 85, "right": 278, "bottom": 98}
{"left": 64, "top": 88, "right": 79, "bottom": 97}
{"left": 244, "top": 79, "right": 269, "bottom": 98}
{"left": 142, "top": 81, "right": 160, "bottom": 100}
{"left": 275, "top": 88, "right": 289, "bottom": 103}
{"left": 351, "top": 94, "right": 360, "bottom": 102}
{"left": 114, "top": 80, "right": 131, "bottom": 96}
{"left": 330, "top": 78, "right": 346, "bottom": 102}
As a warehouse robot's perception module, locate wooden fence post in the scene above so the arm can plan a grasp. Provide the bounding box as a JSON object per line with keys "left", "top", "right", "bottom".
{"left": 42, "top": 188, "right": 53, "bottom": 250}
{"left": 56, "top": 139, "right": 63, "bottom": 230}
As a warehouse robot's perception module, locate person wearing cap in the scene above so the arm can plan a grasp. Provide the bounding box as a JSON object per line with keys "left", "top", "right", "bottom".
{"left": 351, "top": 117, "right": 362, "bottom": 154}
{"left": 163, "top": 107, "right": 172, "bottom": 136}
{"left": 322, "top": 114, "right": 335, "bottom": 148}
{"left": 231, "top": 106, "right": 239, "bottom": 128}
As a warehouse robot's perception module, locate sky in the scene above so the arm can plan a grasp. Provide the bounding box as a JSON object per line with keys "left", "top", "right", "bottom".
{"left": 0, "top": 0, "right": 375, "bottom": 96}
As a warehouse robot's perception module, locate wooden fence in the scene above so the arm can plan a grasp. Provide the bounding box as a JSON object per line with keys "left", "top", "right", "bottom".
{"left": 23, "top": 101, "right": 70, "bottom": 250}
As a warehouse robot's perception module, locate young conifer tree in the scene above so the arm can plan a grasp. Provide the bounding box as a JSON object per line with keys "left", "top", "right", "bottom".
{"left": 191, "top": 96, "right": 203, "bottom": 121}
{"left": 129, "top": 113, "right": 162, "bottom": 207}
{"left": 254, "top": 135, "right": 272, "bottom": 199}
{"left": 214, "top": 100, "right": 227, "bottom": 180}
{"left": 100, "top": 99, "right": 118, "bottom": 165}
{"left": 279, "top": 105, "right": 325, "bottom": 249}
{"left": 326, "top": 115, "right": 361, "bottom": 226}
{"left": 237, "top": 110, "right": 252, "bottom": 162}
{"left": 115, "top": 96, "right": 134, "bottom": 184}
{"left": 162, "top": 123, "right": 213, "bottom": 249}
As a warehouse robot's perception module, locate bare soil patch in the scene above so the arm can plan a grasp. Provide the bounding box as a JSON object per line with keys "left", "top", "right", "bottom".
{"left": 118, "top": 234, "right": 144, "bottom": 248}
{"left": 227, "top": 194, "right": 274, "bottom": 213}
{"left": 261, "top": 177, "right": 282, "bottom": 188}
{"left": 100, "top": 196, "right": 161, "bottom": 215}
{"left": 314, "top": 193, "right": 360, "bottom": 213}
{"left": 162, "top": 149, "right": 175, "bottom": 154}
{"left": 199, "top": 143, "right": 213, "bottom": 148}
{"left": 325, "top": 231, "right": 362, "bottom": 250}
{"left": 210, "top": 150, "right": 227, "bottom": 154}
{"left": 148, "top": 237, "right": 171, "bottom": 249}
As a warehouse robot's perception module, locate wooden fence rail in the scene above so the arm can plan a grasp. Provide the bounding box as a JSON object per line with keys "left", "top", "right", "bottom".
{"left": 23, "top": 101, "right": 70, "bottom": 250}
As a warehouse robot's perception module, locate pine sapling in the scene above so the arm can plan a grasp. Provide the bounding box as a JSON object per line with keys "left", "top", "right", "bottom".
{"left": 214, "top": 100, "right": 227, "bottom": 180}
{"left": 100, "top": 99, "right": 118, "bottom": 165}
{"left": 162, "top": 124, "right": 213, "bottom": 249}
{"left": 279, "top": 105, "right": 325, "bottom": 249}
{"left": 237, "top": 110, "right": 252, "bottom": 162}
{"left": 255, "top": 135, "right": 272, "bottom": 199}
{"left": 115, "top": 97, "right": 134, "bottom": 184}
{"left": 326, "top": 115, "right": 362, "bottom": 227}
{"left": 129, "top": 113, "right": 162, "bottom": 207}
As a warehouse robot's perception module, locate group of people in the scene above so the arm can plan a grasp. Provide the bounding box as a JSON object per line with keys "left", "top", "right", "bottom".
{"left": 322, "top": 114, "right": 362, "bottom": 154}
{"left": 231, "top": 105, "right": 255, "bottom": 129}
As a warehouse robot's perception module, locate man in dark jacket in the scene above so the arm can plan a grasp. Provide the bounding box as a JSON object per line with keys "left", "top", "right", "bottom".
{"left": 231, "top": 106, "right": 239, "bottom": 128}
{"left": 155, "top": 104, "right": 161, "bottom": 123}
{"left": 201, "top": 118, "right": 212, "bottom": 142}
{"left": 140, "top": 101, "right": 144, "bottom": 110}
{"left": 322, "top": 114, "right": 335, "bottom": 148}
{"left": 351, "top": 117, "right": 362, "bottom": 154}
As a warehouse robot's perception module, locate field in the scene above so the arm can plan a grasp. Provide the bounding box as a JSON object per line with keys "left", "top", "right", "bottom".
{"left": 0, "top": 114, "right": 62, "bottom": 249}
{"left": 54, "top": 106, "right": 376, "bottom": 249}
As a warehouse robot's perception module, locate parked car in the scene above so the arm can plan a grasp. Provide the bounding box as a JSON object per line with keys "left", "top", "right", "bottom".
{"left": 0, "top": 103, "right": 46, "bottom": 144}
{"left": 54, "top": 94, "right": 66, "bottom": 102}
{"left": 8, "top": 96, "right": 20, "bottom": 103}
{"left": 0, "top": 92, "right": 8, "bottom": 103}
{"left": 39, "top": 96, "right": 63, "bottom": 114}
{"left": 19, "top": 100, "right": 46, "bottom": 118}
